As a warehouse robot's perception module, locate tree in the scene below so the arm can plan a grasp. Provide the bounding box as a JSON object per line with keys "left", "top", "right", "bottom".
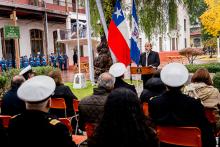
{"left": 179, "top": 48, "right": 204, "bottom": 64}
{"left": 90, "top": 0, "right": 203, "bottom": 39}
{"left": 200, "top": 0, "right": 220, "bottom": 37}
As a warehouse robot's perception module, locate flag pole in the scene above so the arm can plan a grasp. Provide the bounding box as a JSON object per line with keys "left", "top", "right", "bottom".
{"left": 76, "top": 0, "right": 81, "bottom": 73}
{"left": 95, "top": 0, "right": 116, "bottom": 63}
{"left": 85, "top": 0, "right": 95, "bottom": 84}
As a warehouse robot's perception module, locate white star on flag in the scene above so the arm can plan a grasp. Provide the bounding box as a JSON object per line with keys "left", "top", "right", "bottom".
{"left": 114, "top": 8, "right": 122, "bottom": 19}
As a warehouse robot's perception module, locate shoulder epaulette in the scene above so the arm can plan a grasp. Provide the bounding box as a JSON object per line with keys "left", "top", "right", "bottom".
{"left": 149, "top": 96, "right": 157, "bottom": 101}
{"left": 49, "top": 119, "right": 60, "bottom": 126}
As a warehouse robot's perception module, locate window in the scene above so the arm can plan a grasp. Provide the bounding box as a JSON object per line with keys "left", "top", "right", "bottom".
{"left": 29, "top": 0, "right": 39, "bottom": 6}
{"left": 80, "top": 45, "right": 83, "bottom": 56}
{"left": 30, "top": 29, "right": 43, "bottom": 56}
{"left": 53, "top": 0, "right": 60, "bottom": 5}
{"left": 184, "top": 19, "right": 186, "bottom": 32}
{"left": 172, "top": 38, "right": 176, "bottom": 50}
{"left": 193, "top": 38, "right": 201, "bottom": 47}
{"left": 184, "top": 38, "right": 187, "bottom": 48}
{"left": 159, "top": 37, "right": 163, "bottom": 51}
{"left": 53, "top": 31, "right": 66, "bottom": 54}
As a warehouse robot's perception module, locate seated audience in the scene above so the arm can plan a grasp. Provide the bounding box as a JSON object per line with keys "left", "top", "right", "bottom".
{"left": 109, "top": 62, "right": 137, "bottom": 94}
{"left": 140, "top": 77, "right": 166, "bottom": 103}
{"left": 184, "top": 68, "right": 220, "bottom": 129}
{"left": 8, "top": 76, "right": 76, "bottom": 147}
{"left": 1, "top": 75, "right": 26, "bottom": 116}
{"left": 148, "top": 63, "right": 216, "bottom": 147}
{"left": 89, "top": 88, "right": 159, "bottom": 147}
{"left": 48, "top": 70, "right": 78, "bottom": 117}
{"left": 78, "top": 72, "right": 115, "bottom": 132}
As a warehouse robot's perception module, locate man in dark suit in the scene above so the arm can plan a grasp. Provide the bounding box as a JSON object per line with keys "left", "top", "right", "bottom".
{"left": 109, "top": 62, "right": 137, "bottom": 95}
{"left": 139, "top": 42, "right": 160, "bottom": 89}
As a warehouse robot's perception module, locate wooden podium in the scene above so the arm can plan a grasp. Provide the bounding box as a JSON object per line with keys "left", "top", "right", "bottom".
{"left": 130, "top": 66, "right": 156, "bottom": 75}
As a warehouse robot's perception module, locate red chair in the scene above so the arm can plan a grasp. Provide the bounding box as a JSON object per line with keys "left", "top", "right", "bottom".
{"left": 50, "top": 98, "right": 67, "bottom": 117}
{"left": 58, "top": 118, "right": 87, "bottom": 146}
{"left": 0, "top": 115, "right": 12, "bottom": 128}
{"left": 142, "top": 102, "right": 149, "bottom": 116}
{"left": 204, "top": 108, "right": 217, "bottom": 124}
{"left": 73, "top": 99, "right": 79, "bottom": 113}
{"left": 85, "top": 123, "right": 95, "bottom": 138}
{"left": 157, "top": 126, "right": 202, "bottom": 147}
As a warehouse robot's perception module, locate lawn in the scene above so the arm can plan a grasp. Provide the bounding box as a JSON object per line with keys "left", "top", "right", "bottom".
{"left": 65, "top": 79, "right": 142, "bottom": 100}
{"left": 65, "top": 81, "right": 96, "bottom": 100}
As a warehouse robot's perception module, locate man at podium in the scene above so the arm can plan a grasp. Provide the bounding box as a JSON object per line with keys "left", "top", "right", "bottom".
{"left": 139, "top": 42, "right": 160, "bottom": 89}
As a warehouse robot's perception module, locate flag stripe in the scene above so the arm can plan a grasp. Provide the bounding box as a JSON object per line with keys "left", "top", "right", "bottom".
{"left": 108, "top": 21, "right": 130, "bottom": 66}
{"left": 130, "top": 38, "right": 140, "bottom": 64}
{"left": 117, "top": 21, "right": 130, "bottom": 48}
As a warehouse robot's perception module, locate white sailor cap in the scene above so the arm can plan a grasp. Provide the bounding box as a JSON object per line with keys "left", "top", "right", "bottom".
{"left": 19, "top": 65, "right": 32, "bottom": 76}
{"left": 161, "top": 63, "right": 189, "bottom": 87}
{"left": 109, "top": 62, "right": 127, "bottom": 78}
{"left": 17, "top": 75, "right": 56, "bottom": 102}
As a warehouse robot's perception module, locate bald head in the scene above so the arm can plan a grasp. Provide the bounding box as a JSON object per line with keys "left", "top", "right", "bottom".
{"left": 97, "top": 72, "right": 115, "bottom": 91}
{"left": 145, "top": 42, "right": 152, "bottom": 52}
{"left": 11, "top": 75, "right": 25, "bottom": 89}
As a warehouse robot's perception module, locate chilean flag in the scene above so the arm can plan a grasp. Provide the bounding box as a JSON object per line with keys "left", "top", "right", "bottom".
{"left": 108, "top": 0, "right": 130, "bottom": 66}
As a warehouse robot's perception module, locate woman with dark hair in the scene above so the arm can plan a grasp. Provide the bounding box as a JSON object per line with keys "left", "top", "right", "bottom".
{"left": 89, "top": 88, "right": 159, "bottom": 147}
{"left": 48, "top": 70, "right": 78, "bottom": 117}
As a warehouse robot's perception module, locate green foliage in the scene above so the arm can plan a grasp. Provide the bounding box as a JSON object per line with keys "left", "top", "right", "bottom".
{"left": 213, "top": 72, "right": 220, "bottom": 91}
{"left": 186, "top": 63, "right": 220, "bottom": 73}
{"left": 32, "top": 66, "right": 55, "bottom": 76}
{"left": 0, "top": 76, "right": 7, "bottom": 89}
{"left": 90, "top": 0, "right": 201, "bottom": 39}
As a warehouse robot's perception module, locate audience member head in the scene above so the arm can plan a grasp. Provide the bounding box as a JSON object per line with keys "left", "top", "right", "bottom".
{"left": 19, "top": 65, "right": 33, "bottom": 80}
{"left": 48, "top": 70, "right": 63, "bottom": 86}
{"left": 17, "top": 76, "right": 55, "bottom": 112}
{"left": 145, "top": 42, "right": 152, "bottom": 52}
{"left": 161, "top": 63, "right": 189, "bottom": 90}
{"left": 109, "top": 62, "right": 127, "bottom": 79}
{"left": 11, "top": 75, "right": 25, "bottom": 89}
{"left": 90, "top": 88, "right": 158, "bottom": 147}
{"left": 191, "top": 68, "right": 212, "bottom": 85}
{"left": 97, "top": 72, "right": 115, "bottom": 91}
{"left": 140, "top": 77, "right": 166, "bottom": 103}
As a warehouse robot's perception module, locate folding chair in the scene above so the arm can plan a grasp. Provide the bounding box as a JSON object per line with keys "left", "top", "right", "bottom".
{"left": 142, "top": 102, "right": 149, "bottom": 116}
{"left": 0, "top": 115, "right": 12, "bottom": 128}
{"left": 59, "top": 118, "right": 87, "bottom": 147}
{"left": 204, "top": 108, "right": 217, "bottom": 124}
{"left": 73, "top": 99, "right": 80, "bottom": 134}
{"left": 50, "top": 98, "right": 67, "bottom": 117}
{"left": 85, "top": 123, "right": 95, "bottom": 138}
{"left": 157, "top": 126, "right": 202, "bottom": 147}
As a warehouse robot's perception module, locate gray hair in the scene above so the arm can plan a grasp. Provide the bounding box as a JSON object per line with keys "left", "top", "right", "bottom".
{"left": 97, "top": 72, "right": 115, "bottom": 90}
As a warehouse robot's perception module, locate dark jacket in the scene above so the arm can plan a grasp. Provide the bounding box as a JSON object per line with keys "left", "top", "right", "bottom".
{"left": 50, "top": 84, "right": 77, "bottom": 117}
{"left": 148, "top": 90, "right": 216, "bottom": 147}
{"left": 78, "top": 87, "right": 110, "bottom": 131}
{"left": 1, "top": 87, "right": 26, "bottom": 116}
{"left": 139, "top": 51, "right": 160, "bottom": 67}
{"left": 114, "top": 78, "right": 137, "bottom": 95}
{"left": 8, "top": 110, "right": 76, "bottom": 147}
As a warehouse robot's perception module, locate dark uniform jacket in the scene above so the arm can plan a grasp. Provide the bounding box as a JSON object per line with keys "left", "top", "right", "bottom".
{"left": 8, "top": 110, "right": 76, "bottom": 147}
{"left": 139, "top": 51, "right": 160, "bottom": 88}
{"left": 114, "top": 78, "right": 137, "bottom": 95}
{"left": 78, "top": 87, "right": 110, "bottom": 131}
{"left": 1, "top": 87, "right": 26, "bottom": 116}
{"left": 148, "top": 90, "right": 216, "bottom": 147}
{"left": 50, "top": 84, "right": 78, "bottom": 117}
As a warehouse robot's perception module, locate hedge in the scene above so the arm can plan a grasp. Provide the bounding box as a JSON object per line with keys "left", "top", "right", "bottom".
{"left": 185, "top": 63, "right": 220, "bottom": 73}
{"left": 0, "top": 66, "right": 58, "bottom": 98}
{"left": 213, "top": 72, "right": 220, "bottom": 91}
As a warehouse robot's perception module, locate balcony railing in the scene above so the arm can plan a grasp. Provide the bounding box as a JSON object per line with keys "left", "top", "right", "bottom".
{"left": 58, "top": 27, "right": 87, "bottom": 41}
{"left": 0, "top": 0, "right": 73, "bottom": 14}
